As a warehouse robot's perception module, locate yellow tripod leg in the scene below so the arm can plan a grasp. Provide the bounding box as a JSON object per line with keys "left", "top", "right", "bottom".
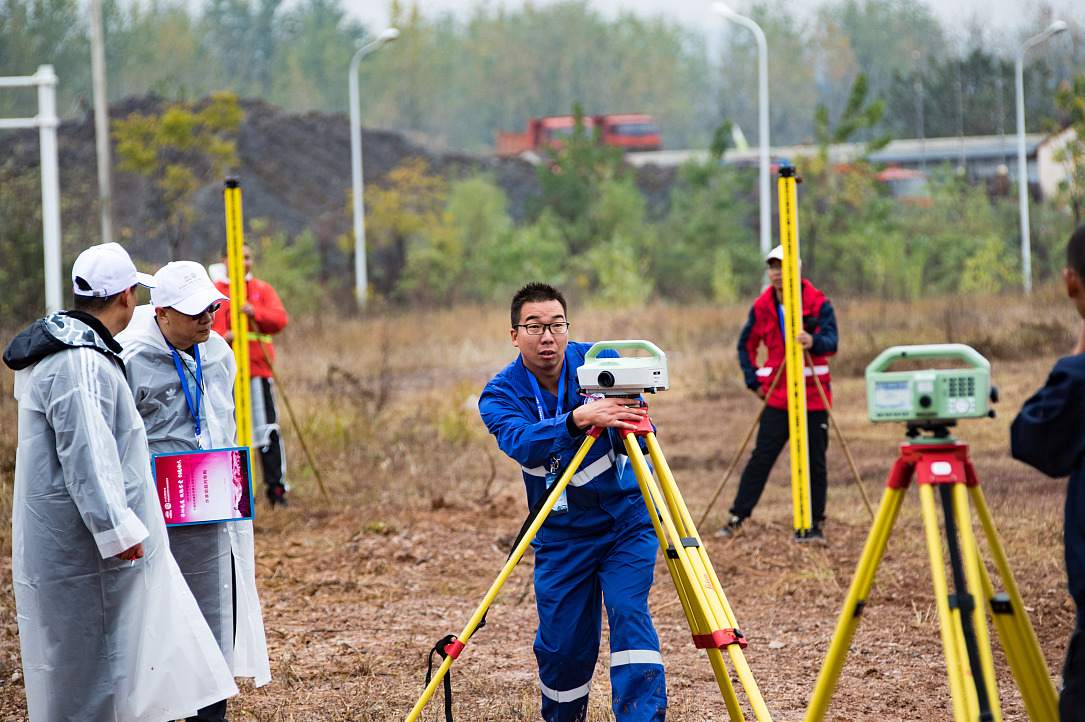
{"left": 805, "top": 484, "right": 906, "bottom": 722}
{"left": 403, "top": 431, "right": 600, "bottom": 722}
{"left": 950, "top": 483, "right": 1002, "bottom": 722}
{"left": 970, "top": 486, "right": 1059, "bottom": 722}
{"left": 621, "top": 433, "right": 763, "bottom": 721}
{"left": 919, "top": 483, "right": 976, "bottom": 722}
{"left": 643, "top": 433, "right": 773, "bottom": 721}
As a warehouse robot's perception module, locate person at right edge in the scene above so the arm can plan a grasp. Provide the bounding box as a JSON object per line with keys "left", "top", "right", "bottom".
{"left": 210, "top": 243, "right": 290, "bottom": 507}
{"left": 719, "top": 244, "right": 838, "bottom": 543}
{"left": 1010, "top": 224, "right": 1085, "bottom": 722}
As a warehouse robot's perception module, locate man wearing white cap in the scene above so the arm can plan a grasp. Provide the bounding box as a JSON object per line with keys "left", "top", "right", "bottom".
{"left": 718, "top": 244, "right": 838, "bottom": 543}
{"left": 3, "top": 244, "right": 238, "bottom": 721}
{"left": 118, "top": 261, "right": 271, "bottom": 722}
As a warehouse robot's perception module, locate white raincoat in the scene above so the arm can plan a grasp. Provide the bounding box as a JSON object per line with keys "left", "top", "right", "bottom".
{"left": 7, "top": 311, "right": 238, "bottom": 722}
{"left": 117, "top": 305, "right": 271, "bottom": 686}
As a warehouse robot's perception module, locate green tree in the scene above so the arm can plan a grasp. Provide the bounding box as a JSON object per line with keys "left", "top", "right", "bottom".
{"left": 362, "top": 157, "right": 448, "bottom": 300}
{"left": 717, "top": 2, "right": 817, "bottom": 146}
{"left": 813, "top": 0, "right": 947, "bottom": 129}
{"left": 1053, "top": 76, "right": 1085, "bottom": 224}
{"left": 654, "top": 159, "right": 759, "bottom": 302}
{"left": 112, "top": 93, "right": 242, "bottom": 259}
{"left": 802, "top": 73, "right": 891, "bottom": 278}
{"left": 199, "top": 0, "right": 283, "bottom": 97}
{"left": 270, "top": 0, "right": 366, "bottom": 113}
{"left": 0, "top": 0, "right": 90, "bottom": 119}
{"left": 0, "top": 166, "right": 47, "bottom": 325}
{"left": 532, "top": 103, "right": 628, "bottom": 252}
{"left": 246, "top": 220, "right": 325, "bottom": 316}
{"left": 105, "top": 0, "right": 203, "bottom": 100}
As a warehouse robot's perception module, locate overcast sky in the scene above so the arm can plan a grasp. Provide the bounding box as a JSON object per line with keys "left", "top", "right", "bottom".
{"left": 344, "top": 0, "right": 1082, "bottom": 46}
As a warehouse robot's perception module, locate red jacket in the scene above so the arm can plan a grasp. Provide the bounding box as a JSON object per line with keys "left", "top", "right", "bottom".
{"left": 737, "top": 279, "right": 837, "bottom": 411}
{"left": 212, "top": 277, "right": 288, "bottom": 379}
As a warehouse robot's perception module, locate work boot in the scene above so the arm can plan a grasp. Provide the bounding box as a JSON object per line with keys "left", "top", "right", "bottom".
{"left": 794, "top": 524, "right": 827, "bottom": 545}
{"left": 268, "top": 485, "right": 289, "bottom": 508}
{"left": 716, "top": 514, "right": 744, "bottom": 539}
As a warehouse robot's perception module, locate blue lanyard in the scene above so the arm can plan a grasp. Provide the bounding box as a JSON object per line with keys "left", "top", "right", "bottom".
{"left": 527, "top": 359, "right": 566, "bottom": 422}
{"left": 167, "top": 341, "right": 203, "bottom": 441}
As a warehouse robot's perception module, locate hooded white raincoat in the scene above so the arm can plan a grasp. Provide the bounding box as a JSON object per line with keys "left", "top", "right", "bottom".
{"left": 117, "top": 305, "right": 271, "bottom": 686}
{"left": 6, "top": 311, "right": 238, "bottom": 722}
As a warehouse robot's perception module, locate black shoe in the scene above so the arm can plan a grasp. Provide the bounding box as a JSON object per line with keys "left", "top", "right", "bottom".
{"left": 795, "top": 524, "right": 827, "bottom": 545}
{"left": 716, "top": 514, "right": 744, "bottom": 539}
{"left": 268, "top": 486, "right": 289, "bottom": 508}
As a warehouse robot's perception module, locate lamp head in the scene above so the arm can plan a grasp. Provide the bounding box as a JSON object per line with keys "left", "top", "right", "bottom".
{"left": 712, "top": 2, "right": 738, "bottom": 20}
{"left": 378, "top": 27, "right": 401, "bottom": 42}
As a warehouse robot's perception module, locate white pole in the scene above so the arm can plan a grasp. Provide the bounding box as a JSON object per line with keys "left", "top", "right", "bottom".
{"left": 713, "top": 3, "right": 771, "bottom": 257}
{"left": 349, "top": 27, "right": 399, "bottom": 310}
{"left": 89, "top": 0, "right": 114, "bottom": 244}
{"left": 36, "top": 66, "right": 63, "bottom": 314}
{"left": 1016, "top": 20, "right": 1068, "bottom": 296}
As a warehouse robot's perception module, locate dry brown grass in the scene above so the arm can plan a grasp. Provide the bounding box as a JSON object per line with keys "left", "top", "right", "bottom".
{"left": 0, "top": 286, "right": 1079, "bottom": 720}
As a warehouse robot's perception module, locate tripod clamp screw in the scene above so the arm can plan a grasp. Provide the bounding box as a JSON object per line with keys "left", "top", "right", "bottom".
{"left": 693, "top": 627, "right": 747, "bottom": 650}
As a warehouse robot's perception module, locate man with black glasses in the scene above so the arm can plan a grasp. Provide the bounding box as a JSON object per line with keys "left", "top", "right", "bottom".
{"left": 118, "top": 261, "right": 270, "bottom": 722}
{"left": 478, "top": 282, "right": 667, "bottom": 722}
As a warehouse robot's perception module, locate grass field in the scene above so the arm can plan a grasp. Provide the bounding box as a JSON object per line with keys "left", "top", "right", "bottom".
{"left": 0, "top": 287, "right": 1078, "bottom": 720}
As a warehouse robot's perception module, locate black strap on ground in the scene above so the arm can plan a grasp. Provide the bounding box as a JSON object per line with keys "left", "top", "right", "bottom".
{"left": 939, "top": 484, "right": 995, "bottom": 722}
{"left": 426, "top": 634, "right": 458, "bottom": 722}
{"left": 418, "top": 476, "right": 567, "bottom": 720}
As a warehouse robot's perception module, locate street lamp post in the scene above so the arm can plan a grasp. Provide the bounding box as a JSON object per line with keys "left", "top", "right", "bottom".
{"left": 1016, "top": 20, "right": 1067, "bottom": 295}
{"left": 712, "top": 2, "right": 770, "bottom": 259}
{"left": 350, "top": 27, "right": 399, "bottom": 309}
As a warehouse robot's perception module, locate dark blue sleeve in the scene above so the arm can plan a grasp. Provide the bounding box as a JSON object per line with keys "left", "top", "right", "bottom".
{"left": 809, "top": 299, "right": 838, "bottom": 357}
{"left": 736, "top": 307, "right": 760, "bottom": 390}
{"left": 1011, "top": 356, "right": 1085, "bottom": 478}
{"left": 478, "top": 379, "right": 582, "bottom": 469}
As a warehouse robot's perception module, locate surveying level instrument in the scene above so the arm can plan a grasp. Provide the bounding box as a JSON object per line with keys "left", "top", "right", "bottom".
{"left": 866, "top": 343, "right": 996, "bottom": 430}
{"left": 805, "top": 344, "right": 1057, "bottom": 722}
{"left": 577, "top": 339, "right": 669, "bottom": 394}
{"left": 405, "top": 341, "right": 774, "bottom": 722}
{"left": 776, "top": 159, "right": 814, "bottom": 539}
{"left": 223, "top": 177, "right": 252, "bottom": 449}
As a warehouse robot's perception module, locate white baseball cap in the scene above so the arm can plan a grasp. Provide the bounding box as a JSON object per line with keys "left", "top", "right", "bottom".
{"left": 765, "top": 245, "right": 801, "bottom": 266}
{"left": 151, "top": 261, "right": 228, "bottom": 315}
{"left": 72, "top": 242, "right": 156, "bottom": 297}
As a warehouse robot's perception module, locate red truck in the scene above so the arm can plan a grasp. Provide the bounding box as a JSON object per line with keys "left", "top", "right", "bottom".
{"left": 495, "top": 113, "right": 661, "bottom": 157}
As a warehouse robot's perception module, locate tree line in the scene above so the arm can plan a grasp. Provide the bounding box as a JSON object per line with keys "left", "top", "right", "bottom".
{"left": 1, "top": 0, "right": 1083, "bottom": 152}
{"left": 2, "top": 0, "right": 1085, "bottom": 323}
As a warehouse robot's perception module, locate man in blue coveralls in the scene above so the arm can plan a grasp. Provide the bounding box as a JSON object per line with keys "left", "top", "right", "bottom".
{"left": 479, "top": 282, "right": 667, "bottom": 722}
{"left": 1010, "top": 224, "right": 1085, "bottom": 722}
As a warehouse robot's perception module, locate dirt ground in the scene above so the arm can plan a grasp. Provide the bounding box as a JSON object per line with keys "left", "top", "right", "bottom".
{"left": 0, "top": 355, "right": 1072, "bottom": 722}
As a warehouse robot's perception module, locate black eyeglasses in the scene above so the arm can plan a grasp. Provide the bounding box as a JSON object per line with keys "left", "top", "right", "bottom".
{"left": 183, "top": 302, "right": 221, "bottom": 319}
{"left": 515, "top": 321, "right": 570, "bottom": 335}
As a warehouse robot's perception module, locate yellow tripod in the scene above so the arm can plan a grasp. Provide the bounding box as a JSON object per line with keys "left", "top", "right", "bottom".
{"left": 405, "top": 407, "right": 773, "bottom": 722}
{"left": 804, "top": 435, "right": 1058, "bottom": 722}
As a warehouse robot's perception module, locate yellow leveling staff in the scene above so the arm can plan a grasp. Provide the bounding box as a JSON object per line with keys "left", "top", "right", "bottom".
{"left": 223, "top": 177, "right": 252, "bottom": 450}
{"left": 777, "top": 160, "right": 812, "bottom": 535}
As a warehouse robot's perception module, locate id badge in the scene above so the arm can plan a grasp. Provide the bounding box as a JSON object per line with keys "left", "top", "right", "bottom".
{"left": 545, "top": 462, "right": 569, "bottom": 515}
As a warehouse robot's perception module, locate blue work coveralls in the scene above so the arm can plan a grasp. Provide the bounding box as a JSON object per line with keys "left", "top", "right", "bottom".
{"left": 1011, "top": 353, "right": 1085, "bottom": 721}
{"left": 479, "top": 342, "right": 667, "bottom": 722}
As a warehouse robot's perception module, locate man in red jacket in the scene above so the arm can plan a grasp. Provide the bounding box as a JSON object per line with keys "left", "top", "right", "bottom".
{"left": 211, "top": 244, "right": 291, "bottom": 507}
{"left": 719, "top": 245, "right": 838, "bottom": 543}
